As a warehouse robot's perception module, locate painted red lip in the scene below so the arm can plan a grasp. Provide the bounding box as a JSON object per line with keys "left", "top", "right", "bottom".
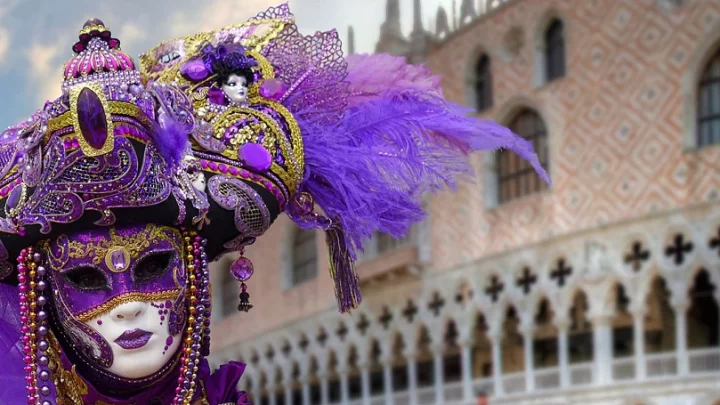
{"left": 114, "top": 329, "right": 152, "bottom": 350}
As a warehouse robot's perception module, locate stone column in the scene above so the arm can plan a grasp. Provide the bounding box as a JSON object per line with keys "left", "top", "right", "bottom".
{"left": 382, "top": 358, "right": 395, "bottom": 405}
{"left": 431, "top": 344, "right": 445, "bottom": 405}
{"left": 268, "top": 384, "right": 278, "bottom": 405}
{"left": 301, "top": 378, "right": 311, "bottom": 405}
{"left": 320, "top": 372, "right": 330, "bottom": 405}
{"left": 359, "top": 362, "right": 371, "bottom": 405}
{"left": 591, "top": 314, "right": 613, "bottom": 385}
{"left": 521, "top": 325, "right": 536, "bottom": 392}
{"left": 340, "top": 369, "right": 350, "bottom": 405}
{"left": 489, "top": 332, "right": 504, "bottom": 397}
{"left": 405, "top": 350, "right": 419, "bottom": 405}
{"left": 631, "top": 308, "right": 647, "bottom": 380}
{"left": 673, "top": 298, "right": 690, "bottom": 375}
{"left": 285, "top": 380, "right": 293, "bottom": 405}
{"left": 554, "top": 318, "right": 570, "bottom": 388}
{"left": 459, "top": 338, "right": 475, "bottom": 403}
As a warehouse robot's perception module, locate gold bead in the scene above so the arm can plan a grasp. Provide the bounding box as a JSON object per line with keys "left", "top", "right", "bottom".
{"left": 188, "top": 316, "right": 195, "bottom": 324}
{"left": 28, "top": 292, "right": 36, "bottom": 299}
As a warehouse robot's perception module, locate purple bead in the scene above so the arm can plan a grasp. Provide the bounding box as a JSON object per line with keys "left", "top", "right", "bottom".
{"left": 39, "top": 371, "right": 49, "bottom": 381}
{"left": 32, "top": 253, "right": 41, "bottom": 264}
{"left": 38, "top": 356, "right": 48, "bottom": 366}
{"left": 230, "top": 256, "right": 254, "bottom": 281}
{"left": 259, "top": 78, "right": 287, "bottom": 100}
{"left": 238, "top": 143, "right": 272, "bottom": 172}
{"left": 36, "top": 266, "right": 46, "bottom": 277}
{"left": 38, "top": 340, "right": 48, "bottom": 352}
{"left": 77, "top": 87, "right": 109, "bottom": 149}
{"left": 36, "top": 281, "right": 47, "bottom": 291}
{"left": 37, "top": 310, "right": 47, "bottom": 321}
{"left": 37, "top": 296, "right": 47, "bottom": 307}
{"left": 40, "top": 386, "right": 50, "bottom": 396}
{"left": 37, "top": 326, "right": 48, "bottom": 336}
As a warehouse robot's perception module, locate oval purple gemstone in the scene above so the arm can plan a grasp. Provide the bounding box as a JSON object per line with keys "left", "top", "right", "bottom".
{"left": 230, "top": 257, "right": 254, "bottom": 281}
{"left": 239, "top": 143, "right": 272, "bottom": 172}
{"left": 77, "top": 88, "right": 108, "bottom": 150}
{"left": 6, "top": 186, "right": 22, "bottom": 210}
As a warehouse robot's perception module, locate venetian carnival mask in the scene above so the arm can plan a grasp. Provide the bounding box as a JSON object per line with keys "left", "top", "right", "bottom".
{"left": 42, "top": 224, "right": 187, "bottom": 379}
{"left": 222, "top": 73, "right": 249, "bottom": 105}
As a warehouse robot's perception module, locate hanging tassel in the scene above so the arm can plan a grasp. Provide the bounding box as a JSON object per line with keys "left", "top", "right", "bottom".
{"left": 287, "top": 192, "right": 363, "bottom": 313}
{"left": 325, "top": 222, "right": 362, "bottom": 313}
{"left": 237, "top": 282, "right": 253, "bottom": 312}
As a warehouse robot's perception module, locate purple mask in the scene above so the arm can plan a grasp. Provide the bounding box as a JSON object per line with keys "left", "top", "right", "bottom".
{"left": 40, "top": 223, "right": 188, "bottom": 382}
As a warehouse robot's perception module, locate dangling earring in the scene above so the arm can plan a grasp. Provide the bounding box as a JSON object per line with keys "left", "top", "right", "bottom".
{"left": 230, "top": 249, "right": 254, "bottom": 312}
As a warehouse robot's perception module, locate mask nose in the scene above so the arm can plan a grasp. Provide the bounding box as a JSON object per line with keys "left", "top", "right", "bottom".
{"left": 109, "top": 300, "right": 147, "bottom": 321}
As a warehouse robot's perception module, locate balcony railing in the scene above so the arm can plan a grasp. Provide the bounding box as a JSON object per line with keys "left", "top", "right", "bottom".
{"left": 322, "top": 349, "right": 720, "bottom": 405}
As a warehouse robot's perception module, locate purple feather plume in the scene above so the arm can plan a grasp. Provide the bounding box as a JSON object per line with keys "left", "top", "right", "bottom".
{"left": 152, "top": 116, "right": 189, "bottom": 168}
{"left": 280, "top": 52, "right": 549, "bottom": 311}
{"left": 296, "top": 85, "right": 549, "bottom": 260}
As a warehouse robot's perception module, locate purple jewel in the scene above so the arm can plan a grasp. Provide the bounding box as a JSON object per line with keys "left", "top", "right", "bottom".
{"left": 77, "top": 87, "right": 108, "bottom": 149}
{"left": 259, "top": 78, "right": 287, "bottom": 101}
{"left": 6, "top": 186, "right": 21, "bottom": 210}
{"left": 110, "top": 250, "right": 126, "bottom": 270}
{"left": 180, "top": 60, "right": 210, "bottom": 81}
{"left": 208, "top": 88, "right": 225, "bottom": 105}
{"left": 230, "top": 257, "right": 254, "bottom": 281}
{"left": 238, "top": 143, "right": 272, "bottom": 172}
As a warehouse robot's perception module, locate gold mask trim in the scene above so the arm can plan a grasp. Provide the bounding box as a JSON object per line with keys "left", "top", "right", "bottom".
{"left": 76, "top": 289, "right": 180, "bottom": 322}
{"left": 46, "top": 224, "right": 183, "bottom": 270}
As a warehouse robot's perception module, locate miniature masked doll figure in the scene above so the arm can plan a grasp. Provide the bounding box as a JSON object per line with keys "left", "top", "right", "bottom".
{"left": 0, "top": 5, "right": 548, "bottom": 405}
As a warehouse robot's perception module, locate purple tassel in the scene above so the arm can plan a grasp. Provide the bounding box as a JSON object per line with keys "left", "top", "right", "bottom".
{"left": 287, "top": 193, "right": 361, "bottom": 313}
{"left": 325, "top": 222, "right": 361, "bottom": 313}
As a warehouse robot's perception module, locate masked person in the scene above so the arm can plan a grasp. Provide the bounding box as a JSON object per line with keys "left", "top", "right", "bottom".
{"left": 0, "top": 5, "right": 548, "bottom": 405}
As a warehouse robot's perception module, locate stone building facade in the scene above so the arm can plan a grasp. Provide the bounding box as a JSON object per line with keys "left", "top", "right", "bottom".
{"left": 208, "top": 0, "right": 720, "bottom": 404}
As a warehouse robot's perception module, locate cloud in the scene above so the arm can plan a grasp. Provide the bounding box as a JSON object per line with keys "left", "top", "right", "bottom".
{"left": 118, "top": 22, "right": 144, "bottom": 52}
{"left": 0, "top": 26, "right": 10, "bottom": 61}
{"left": 166, "top": 0, "right": 285, "bottom": 38}
{"left": 24, "top": 40, "right": 65, "bottom": 105}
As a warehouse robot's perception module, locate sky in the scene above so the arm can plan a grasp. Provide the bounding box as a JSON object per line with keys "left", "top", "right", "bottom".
{"left": 0, "top": 0, "right": 461, "bottom": 126}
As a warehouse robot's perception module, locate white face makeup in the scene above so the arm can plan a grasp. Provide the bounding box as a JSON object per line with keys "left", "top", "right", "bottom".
{"left": 86, "top": 299, "right": 182, "bottom": 379}
{"left": 221, "top": 73, "right": 249, "bottom": 105}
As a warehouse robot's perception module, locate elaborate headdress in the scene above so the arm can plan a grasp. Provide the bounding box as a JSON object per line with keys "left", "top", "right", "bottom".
{"left": 138, "top": 4, "right": 548, "bottom": 313}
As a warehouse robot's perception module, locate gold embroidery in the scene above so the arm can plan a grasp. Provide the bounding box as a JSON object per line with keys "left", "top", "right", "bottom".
{"left": 48, "top": 332, "right": 88, "bottom": 404}
{"left": 76, "top": 289, "right": 180, "bottom": 322}
{"left": 47, "top": 101, "right": 154, "bottom": 134}
{"left": 68, "top": 81, "right": 116, "bottom": 157}
{"left": 60, "top": 224, "right": 182, "bottom": 268}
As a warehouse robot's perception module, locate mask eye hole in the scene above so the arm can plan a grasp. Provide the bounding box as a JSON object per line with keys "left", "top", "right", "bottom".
{"left": 64, "top": 267, "right": 108, "bottom": 291}
{"left": 134, "top": 252, "right": 173, "bottom": 284}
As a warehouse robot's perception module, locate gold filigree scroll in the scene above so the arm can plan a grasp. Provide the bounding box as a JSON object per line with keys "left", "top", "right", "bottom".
{"left": 45, "top": 224, "right": 183, "bottom": 268}
{"left": 48, "top": 332, "right": 89, "bottom": 404}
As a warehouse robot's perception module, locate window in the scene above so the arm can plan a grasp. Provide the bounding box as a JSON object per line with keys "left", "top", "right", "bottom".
{"left": 698, "top": 48, "right": 720, "bottom": 147}
{"left": 474, "top": 54, "right": 493, "bottom": 111}
{"left": 290, "top": 228, "right": 317, "bottom": 286}
{"left": 497, "top": 109, "right": 549, "bottom": 203}
{"left": 544, "top": 19, "right": 565, "bottom": 82}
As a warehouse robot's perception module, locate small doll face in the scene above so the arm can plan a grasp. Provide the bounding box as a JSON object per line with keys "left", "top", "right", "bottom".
{"left": 44, "top": 224, "right": 187, "bottom": 379}
{"left": 222, "top": 73, "right": 249, "bottom": 105}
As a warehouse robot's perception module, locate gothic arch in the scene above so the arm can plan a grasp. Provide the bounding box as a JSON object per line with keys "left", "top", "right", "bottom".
{"left": 531, "top": 7, "right": 568, "bottom": 88}
{"left": 483, "top": 96, "right": 553, "bottom": 207}
{"left": 683, "top": 22, "right": 720, "bottom": 150}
